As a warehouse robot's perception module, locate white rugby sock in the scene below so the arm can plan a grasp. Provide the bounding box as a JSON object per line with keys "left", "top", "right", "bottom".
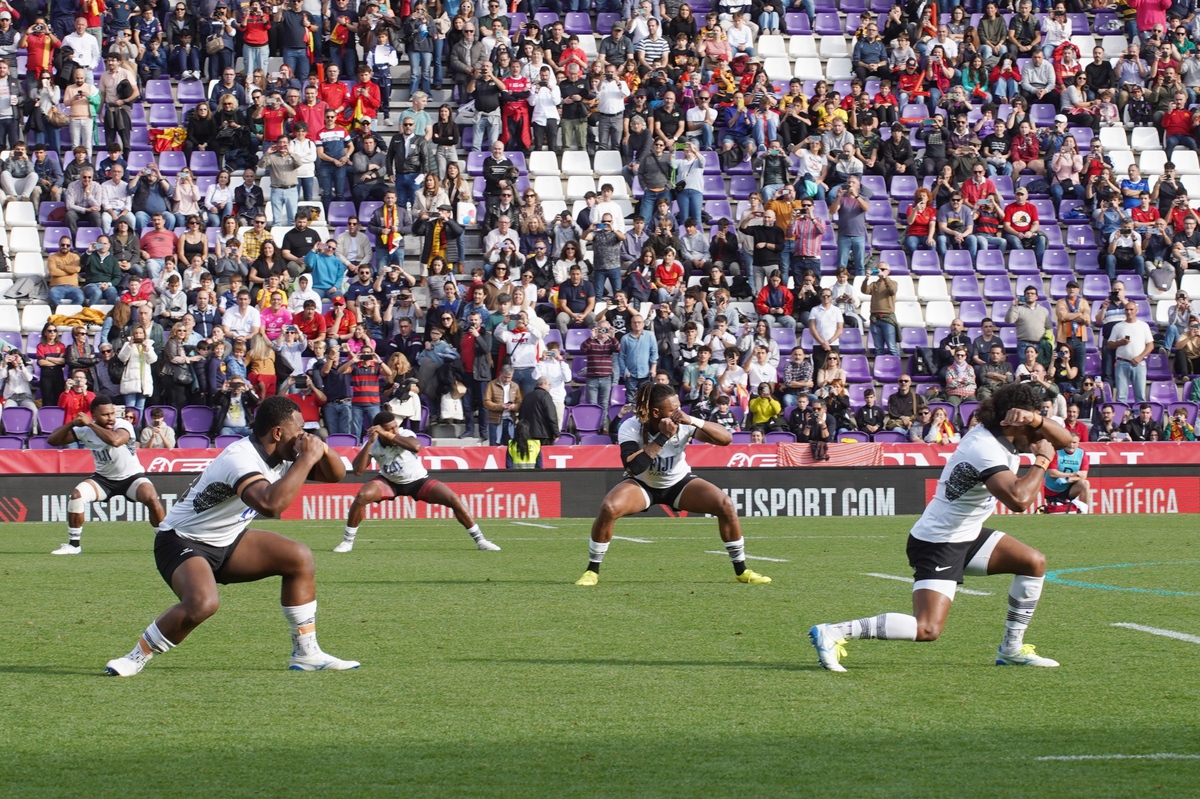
{"left": 1001, "top": 576, "right": 1044, "bottom": 654}
{"left": 586, "top": 540, "right": 609, "bottom": 572}
{"left": 343, "top": 526, "right": 358, "bottom": 541}
{"left": 282, "top": 601, "right": 319, "bottom": 657}
{"left": 831, "top": 613, "right": 918, "bottom": 641}
{"left": 466, "top": 524, "right": 484, "bottom": 543}
{"left": 127, "top": 621, "right": 176, "bottom": 664}
{"left": 67, "top": 527, "right": 82, "bottom": 545}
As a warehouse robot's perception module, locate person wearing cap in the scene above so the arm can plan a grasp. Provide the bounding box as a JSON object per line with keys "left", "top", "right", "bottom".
{"left": 1002, "top": 187, "right": 1048, "bottom": 267}
{"left": 597, "top": 23, "right": 632, "bottom": 67}
{"left": 414, "top": 203, "right": 465, "bottom": 266}
{"left": 0, "top": 12, "right": 19, "bottom": 70}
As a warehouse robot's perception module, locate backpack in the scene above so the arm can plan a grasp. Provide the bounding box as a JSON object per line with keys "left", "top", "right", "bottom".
{"left": 622, "top": 270, "right": 652, "bottom": 304}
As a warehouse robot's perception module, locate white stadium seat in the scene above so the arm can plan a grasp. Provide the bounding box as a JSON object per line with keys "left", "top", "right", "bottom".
{"left": 533, "top": 175, "right": 565, "bottom": 201}
{"left": 1101, "top": 35, "right": 1127, "bottom": 58}
{"left": 789, "top": 36, "right": 817, "bottom": 58}
{"left": 892, "top": 274, "right": 917, "bottom": 302}
{"left": 1099, "top": 126, "right": 1131, "bottom": 152}
{"left": 1139, "top": 149, "right": 1167, "bottom": 175}
{"left": 561, "top": 151, "right": 593, "bottom": 176}
{"left": 12, "top": 252, "right": 45, "bottom": 276}
{"left": 54, "top": 304, "right": 83, "bottom": 319}
{"left": 594, "top": 151, "right": 623, "bottom": 174}
{"left": 528, "top": 151, "right": 559, "bottom": 176}
{"left": 764, "top": 58, "right": 792, "bottom": 82}
{"left": 540, "top": 200, "right": 567, "bottom": 220}
{"left": 758, "top": 35, "right": 787, "bottom": 59}
{"left": 0, "top": 305, "right": 18, "bottom": 330}
{"left": 793, "top": 58, "right": 824, "bottom": 81}
{"left": 565, "top": 175, "right": 596, "bottom": 201}
{"left": 819, "top": 36, "right": 848, "bottom": 58}
{"left": 20, "top": 303, "right": 51, "bottom": 332}
{"left": 0, "top": 278, "right": 12, "bottom": 304}
{"left": 5, "top": 201, "right": 36, "bottom": 228}
{"left": 895, "top": 300, "right": 925, "bottom": 328}
{"left": 924, "top": 300, "right": 956, "bottom": 329}
{"left": 597, "top": 176, "right": 630, "bottom": 198}
{"left": 1108, "top": 149, "right": 1135, "bottom": 173}
{"left": 1130, "top": 127, "right": 1162, "bottom": 152}
{"left": 8, "top": 227, "right": 40, "bottom": 253}
{"left": 824, "top": 58, "right": 853, "bottom": 81}
{"left": 1171, "top": 151, "right": 1200, "bottom": 175}
{"left": 917, "top": 275, "right": 951, "bottom": 302}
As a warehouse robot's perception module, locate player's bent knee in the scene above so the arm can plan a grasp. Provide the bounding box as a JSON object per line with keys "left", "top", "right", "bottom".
{"left": 915, "top": 622, "right": 943, "bottom": 642}
{"left": 1025, "top": 549, "right": 1047, "bottom": 577}
{"left": 290, "top": 542, "right": 316, "bottom": 575}
{"left": 183, "top": 592, "right": 220, "bottom": 624}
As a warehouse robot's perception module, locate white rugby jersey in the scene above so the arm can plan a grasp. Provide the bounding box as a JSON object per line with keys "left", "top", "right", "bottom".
{"left": 75, "top": 419, "right": 142, "bottom": 480}
{"left": 162, "top": 436, "right": 292, "bottom": 547}
{"left": 910, "top": 425, "right": 1020, "bottom": 544}
{"left": 372, "top": 428, "right": 428, "bottom": 484}
{"left": 618, "top": 416, "right": 696, "bottom": 490}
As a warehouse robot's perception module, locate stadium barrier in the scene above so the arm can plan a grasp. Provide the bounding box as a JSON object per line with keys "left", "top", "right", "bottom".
{"left": 0, "top": 461, "right": 1196, "bottom": 522}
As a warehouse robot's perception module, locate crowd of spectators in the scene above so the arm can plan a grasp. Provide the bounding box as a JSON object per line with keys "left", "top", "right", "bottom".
{"left": 0, "top": 0, "right": 1198, "bottom": 447}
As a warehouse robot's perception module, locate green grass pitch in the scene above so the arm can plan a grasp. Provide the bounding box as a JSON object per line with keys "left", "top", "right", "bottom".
{"left": 2, "top": 514, "right": 1200, "bottom": 798}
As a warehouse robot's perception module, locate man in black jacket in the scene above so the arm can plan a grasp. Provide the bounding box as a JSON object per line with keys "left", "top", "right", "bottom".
{"left": 412, "top": 204, "right": 465, "bottom": 264}
{"left": 879, "top": 124, "right": 916, "bottom": 176}
{"left": 480, "top": 138, "right": 517, "bottom": 205}
{"left": 517, "top": 376, "right": 560, "bottom": 444}
{"left": 386, "top": 118, "right": 435, "bottom": 209}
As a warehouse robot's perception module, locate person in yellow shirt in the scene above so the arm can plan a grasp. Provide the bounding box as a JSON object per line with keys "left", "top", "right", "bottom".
{"left": 747, "top": 383, "right": 783, "bottom": 433}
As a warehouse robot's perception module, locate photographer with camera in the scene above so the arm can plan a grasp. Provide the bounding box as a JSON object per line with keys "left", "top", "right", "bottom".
{"left": 138, "top": 406, "right": 176, "bottom": 449}
{"left": 1005, "top": 285, "right": 1052, "bottom": 359}
{"left": 1103, "top": 218, "right": 1147, "bottom": 282}
{"left": 337, "top": 343, "right": 393, "bottom": 438}
{"left": 281, "top": 369, "right": 328, "bottom": 439}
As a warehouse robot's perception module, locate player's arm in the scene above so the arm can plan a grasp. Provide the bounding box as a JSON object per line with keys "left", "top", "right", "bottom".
{"left": 672, "top": 408, "right": 731, "bottom": 446}
{"left": 237, "top": 434, "right": 336, "bottom": 517}
{"left": 986, "top": 436, "right": 1057, "bottom": 512}
{"left": 351, "top": 434, "right": 375, "bottom": 476}
{"left": 82, "top": 417, "right": 131, "bottom": 448}
{"left": 45, "top": 419, "right": 80, "bottom": 447}
{"left": 307, "top": 439, "right": 347, "bottom": 483}
{"left": 378, "top": 429, "right": 420, "bottom": 452}
{"left": 619, "top": 418, "right": 677, "bottom": 475}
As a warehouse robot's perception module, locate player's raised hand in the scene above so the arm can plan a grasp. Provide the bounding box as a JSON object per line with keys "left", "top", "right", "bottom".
{"left": 73, "top": 412, "right": 91, "bottom": 427}
{"left": 657, "top": 418, "right": 679, "bottom": 439}
{"left": 294, "top": 431, "right": 327, "bottom": 463}
{"left": 670, "top": 408, "right": 694, "bottom": 427}
{"left": 1029, "top": 437, "right": 1055, "bottom": 461}
{"left": 1000, "top": 408, "right": 1042, "bottom": 429}
{"left": 365, "top": 425, "right": 382, "bottom": 440}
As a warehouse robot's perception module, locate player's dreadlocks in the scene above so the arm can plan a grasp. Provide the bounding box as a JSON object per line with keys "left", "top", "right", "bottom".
{"left": 633, "top": 382, "right": 678, "bottom": 442}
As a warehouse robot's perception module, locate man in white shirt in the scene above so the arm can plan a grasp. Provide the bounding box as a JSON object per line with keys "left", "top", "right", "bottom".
{"left": 595, "top": 65, "right": 631, "bottom": 151}
{"left": 528, "top": 66, "right": 561, "bottom": 154}
{"left": 1106, "top": 301, "right": 1155, "bottom": 402}
{"left": 483, "top": 215, "right": 520, "bottom": 263}
{"left": 808, "top": 288, "right": 844, "bottom": 373}
{"left": 685, "top": 90, "right": 718, "bottom": 151}
{"left": 592, "top": 183, "right": 626, "bottom": 233}
{"left": 99, "top": 162, "right": 135, "bottom": 233}
{"left": 62, "top": 17, "right": 102, "bottom": 82}
{"left": 222, "top": 289, "right": 263, "bottom": 338}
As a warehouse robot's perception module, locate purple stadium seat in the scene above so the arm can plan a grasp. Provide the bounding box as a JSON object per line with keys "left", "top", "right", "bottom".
{"left": 839, "top": 430, "right": 871, "bottom": 443}
{"left": 1029, "top": 104, "right": 1057, "bottom": 128}
{"left": 565, "top": 328, "right": 592, "bottom": 352}
{"left": 1146, "top": 353, "right": 1171, "bottom": 381}
{"left": 177, "top": 79, "right": 207, "bottom": 104}
{"left": 866, "top": 199, "right": 893, "bottom": 225}
{"left": 327, "top": 201, "right": 355, "bottom": 227}
{"left": 28, "top": 436, "right": 53, "bottom": 449}
{"left": 1031, "top": 199, "right": 1056, "bottom": 222}
{"left": 910, "top": 250, "right": 941, "bottom": 275}
{"left": 842, "top": 355, "right": 872, "bottom": 383}
{"left": 956, "top": 401, "right": 979, "bottom": 427}
{"left": 596, "top": 12, "right": 621, "bottom": 31}
{"left": 999, "top": 327, "right": 1019, "bottom": 350}
{"left": 3, "top": 406, "right": 34, "bottom": 435}
{"left": 1008, "top": 250, "right": 1039, "bottom": 274}
{"left": 839, "top": 328, "right": 864, "bottom": 353}
{"left": 900, "top": 327, "right": 928, "bottom": 352}
{"left": 785, "top": 12, "right": 812, "bottom": 33}
{"left": 773, "top": 327, "right": 796, "bottom": 350}
{"left": 993, "top": 175, "right": 1015, "bottom": 199}
{"left": 873, "top": 354, "right": 903, "bottom": 383}
{"left": 143, "top": 79, "right": 174, "bottom": 104}
{"left": 180, "top": 405, "right": 215, "bottom": 434}
{"left": 1048, "top": 275, "right": 1074, "bottom": 299}
{"left": 890, "top": 175, "right": 918, "bottom": 198}
{"left": 983, "top": 275, "right": 1013, "bottom": 301}
{"left": 1084, "top": 351, "right": 1102, "bottom": 376}
{"left": 75, "top": 227, "right": 102, "bottom": 251}
{"left": 951, "top": 275, "right": 981, "bottom": 300}
{"left": 900, "top": 104, "right": 929, "bottom": 122}
{"left": 872, "top": 430, "right": 909, "bottom": 443}
{"left": 1149, "top": 381, "right": 1179, "bottom": 403}
{"left": 728, "top": 175, "right": 756, "bottom": 199}
{"left": 564, "top": 12, "right": 591, "bottom": 33}
{"left": 177, "top": 434, "right": 212, "bottom": 448}
{"left": 579, "top": 434, "right": 612, "bottom": 446}
{"left": 508, "top": 12, "right": 527, "bottom": 32}
{"left": 877, "top": 250, "right": 908, "bottom": 273}
{"left": 570, "top": 404, "right": 604, "bottom": 433}
{"left": 43, "top": 225, "right": 70, "bottom": 252}
{"left": 860, "top": 175, "right": 887, "bottom": 197}
{"left": 189, "top": 150, "right": 219, "bottom": 175}
{"left": 534, "top": 11, "right": 557, "bottom": 27}
{"left": 466, "top": 151, "right": 486, "bottom": 176}
{"left": 215, "top": 434, "right": 243, "bottom": 448}
{"left": 327, "top": 434, "right": 359, "bottom": 448}
{"left": 765, "top": 430, "right": 797, "bottom": 443}
{"left": 38, "top": 406, "right": 65, "bottom": 433}
{"left": 704, "top": 200, "right": 733, "bottom": 220}
{"left": 1074, "top": 248, "right": 1100, "bottom": 273}
{"left": 1121, "top": 275, "right": 1146, "bottom": 298}
{"left": 0, "top": 435, "right": 24, "bottom": 449}
{"left": 38, "top": 201, "right": 64, "bottom": 225}
{"left": 148, "top": 104, "right": 178, "bottom": 127}
{"left": 127, "top": 151, "right": 156, "bottom": 173}
{"left": 1168, "top": 402, "right": 1198, "bottom": 424}
{"left": 871, "top": 226, "right": 900, "bottom": 249}
{"left": 942, "top": 251, "right": 974, "bottom": 275}
{"left": 1082, "top": 274, "right": 1110, "bottom": 302}
{"left": 1043, "top": 250, "right": 1073, "bottom": 274}
{"left": 128, "top": 126, "right": 151, "bottom": 152}
{"left": 702, "top": 174, "right": 725, "bottom": 197}
{"left": 1042, "top": 226, "right": 1064, "bottom": 249}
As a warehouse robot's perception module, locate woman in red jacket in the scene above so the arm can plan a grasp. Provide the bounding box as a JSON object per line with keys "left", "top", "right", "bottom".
{"left": 754, "top": 269, "right": 796, "bottom": 330}
{"left": 1010, "top": 120, "right": 1045, "bottom": 176}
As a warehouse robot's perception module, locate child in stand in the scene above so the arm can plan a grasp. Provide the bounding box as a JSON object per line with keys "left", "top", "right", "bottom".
{"left": 873, "top": 78, "right": 899, "bottom": 127}
{"left": 368, "top": 29, "right": 400, "bottom": 121}
{"left": 708, "top": 393, "right": 739, "bottom": 431}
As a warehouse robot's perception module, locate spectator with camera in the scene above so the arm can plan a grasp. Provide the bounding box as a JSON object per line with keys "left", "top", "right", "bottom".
{"left": 138, "top": 406, "right": 176, "bottom": 449}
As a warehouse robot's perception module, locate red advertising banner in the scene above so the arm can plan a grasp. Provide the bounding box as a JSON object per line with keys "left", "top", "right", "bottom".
{"left": 5, "top": 442, "right": 1200, "bottom": 475}
{"left": 279, "top": 481, "right": 562, "bottom": 521}
{"left": 923, "top": 476, "right": 1200, "bottom": 515}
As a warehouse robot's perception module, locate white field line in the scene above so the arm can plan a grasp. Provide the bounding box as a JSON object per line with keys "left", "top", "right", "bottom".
{"left": 511, "top": 521, "right": 557, "bottom": 529}
{"left": 1111, "top": 623, "right": 1200, "bottom": 644}
{"left": 705, "top": 551, "right": 791, "bottom": 563}
{"left": 862, "top": 572, "right": 993, "bottom": 597}
{"left": 612, "top": 536, "right": 654, "bottom": 543}
{"left": 1037, "top": 754, "right": 1200, "bottom": 762}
